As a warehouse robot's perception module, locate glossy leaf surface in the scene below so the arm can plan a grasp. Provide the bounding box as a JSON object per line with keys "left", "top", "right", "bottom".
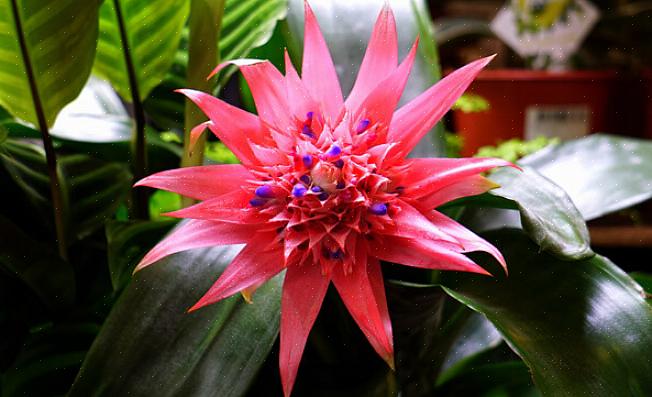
{"left": 443, "top": 229, "right": 652, "bottom": 396}
{"left": 94, "top": 0, "right": 189, "bottom": 102}
{"left": 70, "top": 245, "right": 282, "bottom": 397}
{"left": 488, "top": 166, "right": 593, "bottom": 260}
{"left": 0, "top": 0, "right": 100, "bottom": 126}
{"left": 521, "top": 134, "right": 652, "bottom": 220}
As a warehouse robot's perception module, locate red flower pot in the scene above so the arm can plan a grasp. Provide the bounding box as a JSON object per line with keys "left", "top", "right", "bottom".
{"left": 453, "top": 69, "right": 619, "bottom": 156}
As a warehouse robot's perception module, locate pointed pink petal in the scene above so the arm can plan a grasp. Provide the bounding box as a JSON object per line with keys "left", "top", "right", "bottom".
{"left": 238, "top": 60, "right": 293, "bottom": 129}
{"left": 345, "top": 5, "right": 398, "bottom": 112}
{"left": 285, "top": 51, "right": 318, "bottom": 122}
{"left": 135, "top": 164, "right": 254, "bottom": 201}
{"left": 280, "top": 263, "right": 331, "bottom": 397}
{"left": 177, "top": 89, "right": 264, "bottom": 165}
{"left": 370, "top": 235, "right": 491, "bottom": 275}
{"left": 164, "top": 189, "right": 267, "bottom": 224}
{"left": 332, "top": 255, "right": 394, "bottom": 367}
{"left": 189, "top": 233, "right": 284, "bottom": 311}
{"left": 382, "top": 199, "right": 461, "bottom": 246}
{"left": 302, "top": 2, "right": 344, "bottom": 123}
{"left": 188, "top": 121, "right": 212, "bottom": 155}
{"left": 135, "top": 220, "right": 255, "bottom": 272}
{"left": 419, "top": 175, "right": 499, "bottom": 209}
{"left": 387, "top": 55, "right": 495, "bottom": 158}
{"left": 399, "top": 157, "right": 513, "bottom": 199}
{"left": 354, "top": 38, "right": 418, "bottom": 127}
{"left": 426, "top": 211, "right": 507, "bottom": 273}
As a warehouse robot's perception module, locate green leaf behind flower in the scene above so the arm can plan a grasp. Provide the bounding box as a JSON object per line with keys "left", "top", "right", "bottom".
{"left": 69, "top": 244, "right": 282, "bottom": 397}
{"left": 442, "top": 229, "right": 652, "bottom": 397}
{"left": 0, "top": 0, "right": 100, "bottom": 126}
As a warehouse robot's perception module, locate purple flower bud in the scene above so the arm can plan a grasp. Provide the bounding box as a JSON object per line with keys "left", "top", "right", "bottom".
{"left": 292, "top": 183, "right": 307, "bottom": 197}
{"left": 369, "top": 203, "right": 388, "bottom": 215}
{"left": 324, "top": 144, "right": 341, "bottom": 158}
{"left": 311, "top": 186, "right": 323, "bottom": 193}
{"left": 306, "top": 111, "right": 314, "bottom": 120}
{"left": 318, "top": 192, "right": 329, "bottom": 201}
{"left": 333, "top": 159, "right": 344, "bottom": 168}
{"left": 249, "top": 197, "right": 267, "bottom": 207}
{"left": 336, "top": 181, "right": 345, "bottom": 189}
{"left": 330, "top": 249, "right": 344, "bottom": 260}
{"left": 302, "top": 155, "right": 313, "bottom": 168}
{"left": 356, "top": 119, "right": 370, "bottom": 134}
{"left": 255, "top": 185, "right": 275, "bottom": 198}
{"left": 301, "top": 125, "right": 315, "bottom": 138}
{"left": 299, "top": 175, "right": 311, "bottom": 184}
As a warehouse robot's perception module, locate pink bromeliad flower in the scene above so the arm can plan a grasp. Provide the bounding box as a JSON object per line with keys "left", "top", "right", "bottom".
{"left": 135, "top": 3, "right": 513, "bottom": 396}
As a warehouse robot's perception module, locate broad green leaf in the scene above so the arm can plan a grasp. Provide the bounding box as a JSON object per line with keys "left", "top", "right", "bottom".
{"left": 286, "top": 0, "right": 445, "bottom": 156}
{"left": 521, "top": 134, "right": 652, "bottom": 220}
{"left": 436, "top": 360, "right": 540, "bottom": 397}
{"left": 70, "top": 245, "right": 282, "bottom": 396}
{"left": 143, "top": 0, "right": 288, "bottom": 130}
{"left": 105, "top": 219, "right": 177, "bottom": 291}
{"left": 0, "top": 215, "right": 74, "bottom": 310}
{"left": 386, "top": 280, "right": 502, "bottom": 395}
{"left": 94, "top": 0, "right": 189, "bottom": 102}
{"left": 488, "top": 166, "right": 593, "bottom": 260}
{"left": 0, "top": 0, "right": 100, "bottom": 126}
{"left": 0, "top": 139, "right": 132, "bottom": 241}
{"left": 442, "top": 229, "right": 652, "bottom": 396}
{"left": 51, "top": 76, "right": 132, "bottom": 143}
{"left": 630, "top": 272, "right": 652, "bottom": 301}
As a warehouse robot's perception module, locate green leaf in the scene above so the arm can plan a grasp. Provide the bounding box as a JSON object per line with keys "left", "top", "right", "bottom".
{"left": 70, "top": 245, "right": 282, "bottom": 396}
{"left": 105, "top": 219, "right": 177, "bottom": 291}
{"left": 286, "top": 0, "right": 444, "bottom": 156}
{"left": 0, "top": 215, "right": 74, "bottom": 310}
{"left": 0, "top": 139, "right": 132, "bottom": 241}
{"left": 442, "top": 229, "right": 652, "bottom": 396}
{"left": 630, "top": 272, "right": 652, "bottom": 301}
{"left": 143, "top": 0, "right": 288, "bottom": 130}
{"left": 0, "top": 0, "right": 100, "bottom": 126}
{"left": 521, "top": 134, "right": 652, "bottom": 220}
{"left": 487, "top": 166, "right": 593, "bottom": 260}
{"left": 94, "top": 0, "right": 189, "bottom": 102}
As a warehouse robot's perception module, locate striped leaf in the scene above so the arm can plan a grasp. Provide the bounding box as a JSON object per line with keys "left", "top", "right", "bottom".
{"left": 0, "top": 139, "right": 132, "bottom": 241}
{"left": 94, "top": 0, "right": 190, "bottom": 102}
{"left": 144, "top": 0, "right": 287, "bottom": 130}
{"left": 0, "top": 0, "right": 100, "bottom": 126}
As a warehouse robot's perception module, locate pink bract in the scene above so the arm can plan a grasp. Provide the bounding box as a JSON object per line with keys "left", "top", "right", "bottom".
{"left": 135, "top": 3, "right": 514, "bottom": 396}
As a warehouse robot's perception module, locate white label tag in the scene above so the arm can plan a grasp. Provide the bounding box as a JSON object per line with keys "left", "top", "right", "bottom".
{"left": 491, "top": 0, "right": 600, "bottom": 66}
{"left": 524, "top": 105, "right": 590, "bottom": 140}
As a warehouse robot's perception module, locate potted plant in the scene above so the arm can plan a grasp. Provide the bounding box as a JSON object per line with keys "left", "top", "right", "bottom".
{"left": 447, "top": 0, "right": 620, "bottom": 156}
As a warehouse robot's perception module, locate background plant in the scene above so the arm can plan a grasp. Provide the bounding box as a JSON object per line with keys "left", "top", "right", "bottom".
{"left": 0, "top": 1, "right": 651, "bottom": 396}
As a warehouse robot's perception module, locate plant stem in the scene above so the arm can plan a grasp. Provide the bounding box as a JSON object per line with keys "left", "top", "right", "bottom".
{"left": 181, "top": 0, "right": 226, "bottom": 206}
{"left": 10, "top": 0, "right": 68, "bottom": 260}
{"left": 113, "top": 0, "right": 148, "bottom": 218}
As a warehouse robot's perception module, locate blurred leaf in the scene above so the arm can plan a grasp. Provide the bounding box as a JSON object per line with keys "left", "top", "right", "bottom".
{"left": 70, "top": 244, "right": 282, "bottom": 396}
{"left": 0, "top": 215, "right": 74, "bottom": 310}
{"left": 106, "top": 219, "right": 177, "bottom": 291}
{"left": 94, "top": 0, "right": 189, "bottom": 102}
{"left": 442, "top": 229, "right": 652, "bottom": 396}
{"left": 50, "top": 76, "right": 132, "bottom": 143}
{"left": 521, "top": 134, "right": 652, "bottom": 220}
{"left": 286, "top": 0, "right": 444, "bottom": 156}
{"left": 144, "top": 0, "right": 288, "bottom": 130}
{"left": 0, "top": 139, "right": 132, "bottom": 241}
{"left": 436, "top": 360, "right": 540, "bottom": 397}
{"left": 205, "top": 141, "right": 240, "bottom": 164}
{"left": 1, "top": 322, "right": 99, "bottom": 397}
{"left": 0, "top": 0, "right": 100, "bottom": 126}
{"left": 148, "top": 189, "right": 182, "bottom": 220}
{"left": 487, "top": 166, "right": 593, "bottom": 260}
